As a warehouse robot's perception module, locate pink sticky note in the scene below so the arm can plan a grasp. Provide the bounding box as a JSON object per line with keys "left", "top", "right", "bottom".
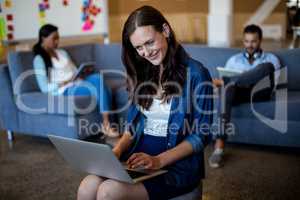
{"left": 82, "top": 21, "right": 93, "bottom": 31}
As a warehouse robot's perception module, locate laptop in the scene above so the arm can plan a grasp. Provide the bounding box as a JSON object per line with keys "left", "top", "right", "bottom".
{"left": 217, "top": 66, "right": 244, "bottom": 78}
{"left": 48, "top": 135, "right": 168, "bottom": 184}
{"left": 71, "top": 61, "right": 96, "bottom": 81}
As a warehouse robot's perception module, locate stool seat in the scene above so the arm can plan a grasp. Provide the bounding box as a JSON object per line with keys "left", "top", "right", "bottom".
{"left": 169, "top": 183, "right": 202, "bottom": 200}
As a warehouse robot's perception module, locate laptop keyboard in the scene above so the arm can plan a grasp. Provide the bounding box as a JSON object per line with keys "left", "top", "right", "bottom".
{"left": 126, "top": 170, "right": 148, "bottom": 179}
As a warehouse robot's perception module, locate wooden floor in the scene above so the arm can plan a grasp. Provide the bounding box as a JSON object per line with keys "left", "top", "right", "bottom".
{"left": 0, "top": 132, "right": 300, "bottom": 200}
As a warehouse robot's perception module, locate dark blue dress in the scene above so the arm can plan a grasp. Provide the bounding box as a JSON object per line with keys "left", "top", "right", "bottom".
{"left": 133, "top": 133, "right": 198, "bottom": 200}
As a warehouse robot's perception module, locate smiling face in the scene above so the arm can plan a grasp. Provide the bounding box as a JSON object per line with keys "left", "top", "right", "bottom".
{"left": 129, "top": 25, "right": 169, "bottom": 66}
{"left": 243, "top": 32, "right": 261, "bottom": 55}
{"left": 42, "top": 31, "right": 59, "bottom": 51}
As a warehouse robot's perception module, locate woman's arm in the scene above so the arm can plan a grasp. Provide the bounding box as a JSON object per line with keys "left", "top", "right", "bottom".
{"left": 126, "top": 141, "right": 193, "bottom": 169}
{"left": 33, "top": 55, "right": 59, "bottom": 93}
{"left": 158, "top": 140, "right": 193, "bottom": 166}
{"left": 183, "top": 75, "right": 213, "bottom": 155}
{"left": 112, "top": 131, "right": 134, "bottom": 159}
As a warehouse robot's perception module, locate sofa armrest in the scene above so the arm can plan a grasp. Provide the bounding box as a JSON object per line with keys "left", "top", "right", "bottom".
{"left": 0, "top": 64, "right": 19, "bottom": 130}
{"left": 16, "top": 92, "right": 98, "bottom": 116}
{"left": 0, "top": 64, "right": 15, "bottom": 108}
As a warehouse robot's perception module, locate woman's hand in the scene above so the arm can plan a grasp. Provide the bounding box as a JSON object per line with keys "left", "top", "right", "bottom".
{"left": 58, "top": 79, "right": 72, "bottom": 87}
{"left": 112, "top": 147, "right": 122, "bottom": 159}
{"left": 111, "top": 132, "right": 133, "bottom": 160}
{"left": 126, "top": 153, "right": 163, "bottom": 170}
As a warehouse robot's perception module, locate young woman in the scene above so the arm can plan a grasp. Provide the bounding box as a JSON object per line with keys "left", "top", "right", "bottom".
{"left": 33, "top": 24, "right": 118, "bottom": 137}
{"left": 77, "top": 6, "right": 213, "bottom": 200}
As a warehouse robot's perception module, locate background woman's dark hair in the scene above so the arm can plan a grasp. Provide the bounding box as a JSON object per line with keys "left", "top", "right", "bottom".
{"left": 122, "top": 6, "right": 187, "bottom": 109}
{"left": 33, "top": 24, "right": 58, "bottom": 72}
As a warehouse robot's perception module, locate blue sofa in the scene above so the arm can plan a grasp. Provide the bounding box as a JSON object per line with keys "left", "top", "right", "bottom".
{"left": 0, "top": 43, "right": 299, "bottom": 148}
{"left": 183, "top": 45, "right": 300, "bottom": 148}
{"left": 0, "top": 44, "right": 128, "bottom": 139}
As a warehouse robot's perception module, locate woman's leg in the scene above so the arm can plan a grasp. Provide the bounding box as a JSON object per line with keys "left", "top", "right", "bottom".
{"left": 84, "top": 74, "right": 119, "bottom": 137}
{"left": 83, "top": 73, "right": 112, "bottom": 114}
{"left": 64, "top": 74, "right": 118, "bottom": 136}
{"left": 77, "top": 175, "right": 106, "bottom": 200}
{"left": 96, "top": 179, "right": 149, "bottom": 200}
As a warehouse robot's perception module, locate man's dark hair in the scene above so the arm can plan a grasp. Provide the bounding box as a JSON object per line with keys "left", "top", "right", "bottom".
{"left": 243, "top": 24, "right": 263, "bottom": 40}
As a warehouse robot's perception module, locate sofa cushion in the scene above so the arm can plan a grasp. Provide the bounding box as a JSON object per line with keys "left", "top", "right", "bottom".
{"left": 94, "top": 43, "right": 124, "bottom": 71}
{"left": 16, "top": 92, "right": 98, "bottom": 116}
{"left": 8, "top": 51, "right": 40, "bottom": 95}
{"left": 228, "top": 118, "right": 300, "bottom": 148}
{"left": 273, "top": 48, "right": 300, "bottom": 91}
{"left": 183, "top": 44, "right": 240, "bottom": 78}
{"left": 63, "top": 43, "right": 95, "bottom": 66}
{"left": 231, "top": 91, "right": 300, "bottom": 121}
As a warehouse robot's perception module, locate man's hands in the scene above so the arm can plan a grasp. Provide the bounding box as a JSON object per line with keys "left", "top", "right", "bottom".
{"left": 126, "top": 153, "right": 163, "bottom": 170}
{"left": 212, "top": 78, "right": 224, "bottom": 87}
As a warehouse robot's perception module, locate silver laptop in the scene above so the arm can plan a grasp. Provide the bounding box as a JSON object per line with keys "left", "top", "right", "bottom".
{"left": 48, "top": 135, "right": 167, "bottom": 184}
{"left": 217, "top": 66, "right": 244, "bottom": 77}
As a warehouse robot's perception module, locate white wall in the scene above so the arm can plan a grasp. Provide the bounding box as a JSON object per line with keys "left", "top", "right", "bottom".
{"left": 1, "top": 0, "right": 109, "bottom": 41}
{"left": 207, "top": 0, "right": 233, "bottom": 47}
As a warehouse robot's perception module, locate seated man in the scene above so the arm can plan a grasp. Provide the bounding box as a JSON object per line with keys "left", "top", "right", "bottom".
{"left": 209, "top": 24, "right": 281, "bottom": 168}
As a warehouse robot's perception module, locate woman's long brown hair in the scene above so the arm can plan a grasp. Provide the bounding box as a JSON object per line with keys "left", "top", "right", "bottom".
{"left": 122, "top": 6, "right": 187, "bottom": 110}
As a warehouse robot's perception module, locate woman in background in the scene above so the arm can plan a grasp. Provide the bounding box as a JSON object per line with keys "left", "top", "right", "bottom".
{"left": 33, "top": 24, "right": 118, "bottom": 137}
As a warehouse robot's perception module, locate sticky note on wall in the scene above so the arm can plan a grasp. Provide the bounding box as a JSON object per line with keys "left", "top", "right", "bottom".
{"left": 4, "top": 0, "right": 12, "bottom": 8}
{"left": 0, "top": 17, "right": 7, "bottom": 40}
{"left": 7, "top": 33, "right": 13, "bottom": 40}
{"left": 7, "top": 25, "right": 14, "bottom": 31}
{"left": 81, "top": 0, "right": 102, "bottom": 32}
{"left": 63, "top": 0, "right": 69, "bottom": 6}
{"left": 6, "top": 14, "right": 13, "bottom": 21}
{"left": 39, "top": 11, "right": 46, "bottom": 18}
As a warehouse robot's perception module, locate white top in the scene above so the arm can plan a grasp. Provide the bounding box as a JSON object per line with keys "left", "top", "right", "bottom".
{"left": 33, "top": 49, "right": 81, "bottom": 95}
{"left": 143, "top": 98, "right": 171, "bottom": 137}
{"left": 50, "top": 49, "right": 77, "bottom": 85}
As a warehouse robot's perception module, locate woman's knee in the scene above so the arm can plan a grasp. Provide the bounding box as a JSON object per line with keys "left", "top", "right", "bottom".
{"left": 86, "top": 73, "right": 111, "bottom": 95}
{"left": 77, "top": 175, "right": 104, "bottom": 200}
{"left": 86, "top": 73, "right": 105, "bottom": 85}
{"left": 97, "top": 179, "right": 125, "bottom": 200}
{"left": 257, "top": 62, "right": 275, "bottom": 73}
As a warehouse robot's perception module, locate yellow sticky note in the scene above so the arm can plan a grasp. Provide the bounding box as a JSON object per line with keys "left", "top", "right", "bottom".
{"left": 39, "top": 11, "right": 45, "bottom": 18}
{"left": 0, "top": 42, "right": 4, "bottom": 52}
{"left": 40, "top": 19, "right": 46, "bottom": 26}
{"left": 5, "top": 0, "right": 12, "bottom": 8}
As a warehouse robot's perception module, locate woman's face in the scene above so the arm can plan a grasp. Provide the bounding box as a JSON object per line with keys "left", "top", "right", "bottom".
{"left": 42, "top": 31, "right": 59, "bottom": 50}
{"left": 130, "top": 25, "right": 169, "bottom": 66}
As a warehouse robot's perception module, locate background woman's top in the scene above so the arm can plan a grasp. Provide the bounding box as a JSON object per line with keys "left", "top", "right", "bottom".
{"left": 33, "top": 49, "right": 77, "bottom": 95}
